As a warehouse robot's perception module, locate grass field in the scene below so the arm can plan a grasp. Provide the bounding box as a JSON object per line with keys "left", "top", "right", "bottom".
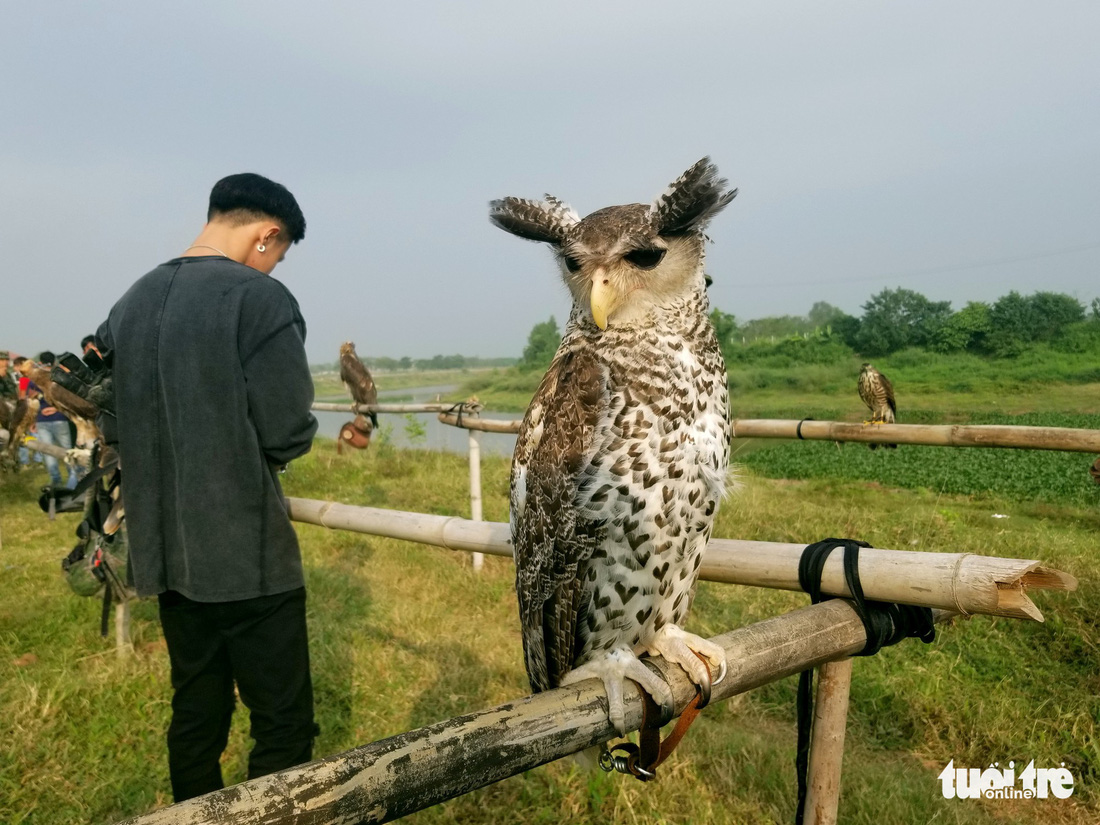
{"left": 1, "top": 417, "right": 1095, "bottom": 823}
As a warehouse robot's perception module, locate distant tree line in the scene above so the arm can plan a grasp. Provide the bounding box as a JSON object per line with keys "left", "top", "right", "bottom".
{"left": 313, "top": 354, "right": 516, "bottom": 373}
{"left": 710, "top": 288, "right": 1100, "bottom": 362}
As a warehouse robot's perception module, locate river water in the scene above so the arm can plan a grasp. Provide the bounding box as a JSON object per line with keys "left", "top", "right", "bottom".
{"left": 314, "top": 384, "right": 520, "bottom": 457}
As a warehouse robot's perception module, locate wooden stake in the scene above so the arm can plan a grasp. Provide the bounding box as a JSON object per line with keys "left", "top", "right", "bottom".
{"left": 468, "top": 429, "right": 484, "bottom": 573}
{"left": 804, "top": 658, "right": 854, "bottom": 825}
{"left": 733, "top": 419, "right": 1100, "bottom": 453}
{"left": 284, "top": 498, "right": 1076, "bottom": 621}
{"left": 115, "top": 598, "right": 133, "bottom": 658}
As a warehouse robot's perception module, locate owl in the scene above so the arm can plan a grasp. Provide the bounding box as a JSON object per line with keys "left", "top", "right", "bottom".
{"left": 491, "top": 158, "right": 736, "bottom": 735}
{"left": 858, "top": 363, "right": 897, "bottom": 449}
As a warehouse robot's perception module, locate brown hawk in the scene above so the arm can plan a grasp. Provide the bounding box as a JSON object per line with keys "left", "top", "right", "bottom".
{"left": 858, "top": 362, "right": 897, "bottom": 449}
{"left": 491, "top": 158, "right": 736, "bottom": 735}
{"left": 5, "top": 396, "right": 40, "bottom": 463}
{"left": 338, "top": 341, "right": 378, "bottom": 450}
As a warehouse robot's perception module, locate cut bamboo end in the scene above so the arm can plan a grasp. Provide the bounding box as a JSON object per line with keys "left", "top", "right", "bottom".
{"left": 988, "top": 562, "right": 1078, "bottom": 623}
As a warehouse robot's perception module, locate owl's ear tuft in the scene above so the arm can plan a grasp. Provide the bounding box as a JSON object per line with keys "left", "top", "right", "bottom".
{"left": 650, "top": 157, "right": 737, "bottom": 236}
{"left": 489, "top": 196, "right": 579, "bottom": 245}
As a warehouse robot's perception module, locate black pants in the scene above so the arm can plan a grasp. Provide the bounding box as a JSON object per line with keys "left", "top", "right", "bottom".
{"left": 158, "top": 587, "right": 317, "bottom": 802}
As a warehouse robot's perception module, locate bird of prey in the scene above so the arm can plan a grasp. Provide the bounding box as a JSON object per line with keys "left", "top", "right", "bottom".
{"left": 858, "top": 362, "right": 897, "bottom": 449}
{"left": 5, "top": 396, "right": 40, "bottom": 464}
{"left": 491, "top": 158, "right": 736, "bottom": 736}
{"left": 339, "top": 341, "right": 379, "bottom": 448}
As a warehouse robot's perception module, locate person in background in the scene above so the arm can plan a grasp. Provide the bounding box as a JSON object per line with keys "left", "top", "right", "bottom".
{"left": 0, "top": 351, "right": 16, "bottom": 404}
{"left": 95, "top": 173, "right": 318, "bottom": 802}
{"left": 12, "top": 356, "right": 40, "bottom": 466}
{"left": 16, "top": 353, "right": 79, "bottom": 489}
{"left": 81, "top": 335, "right": 96, "bottom": 355}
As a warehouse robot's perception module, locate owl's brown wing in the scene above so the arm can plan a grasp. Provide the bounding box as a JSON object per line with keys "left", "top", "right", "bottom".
{"left": 512, "top": 344, "right": 607, "bottom": 692}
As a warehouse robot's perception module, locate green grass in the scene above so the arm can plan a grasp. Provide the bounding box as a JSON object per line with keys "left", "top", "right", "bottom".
{"left": 736, "top": 412, "right": 1100, "bottom": 508}
{"left": 1, "top": 433, "right": 1095, "bottom": 824}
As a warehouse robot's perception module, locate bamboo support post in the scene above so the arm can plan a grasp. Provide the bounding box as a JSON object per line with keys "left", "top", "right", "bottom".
{"left": 113, "top": 600, "right": 937, "bottom": 825}
{"left": 437, "top": 412, "right": 522, "bottom": 433}
{"left": 115, "top": 598, "right": 133, "bottom": 657}
{"left": 284, "top": 499, "right": 1076, "bottom": 621}
{"left": 468, "top": 429, "right": 484, "bottom": 573}
{"left": 311, "top": 402, "right": 460, "bottom": 415}
{"left": 733, "top": 419, "right": 1100, "bottom": 453}
{"left": 804, "top": 658, "right": 854, "bottom": 825}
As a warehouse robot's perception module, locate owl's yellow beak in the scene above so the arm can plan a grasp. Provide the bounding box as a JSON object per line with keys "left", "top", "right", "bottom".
{"left": 590, "top": 269, "right": 621, "bottom": 331}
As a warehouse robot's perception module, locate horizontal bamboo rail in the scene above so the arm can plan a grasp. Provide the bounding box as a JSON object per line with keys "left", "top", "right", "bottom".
{"left": 311, "top": 402, "right": 460, "bottom": 414}
{"left": 437, "top": 411, "right": 522, "bottom": 433}
{"left": 285, "top": 498, "right": 1075, "bottom": 621}
{"left": 113, "top": 600, "right": 951, "bottom": 825}
{"left": 733, "top": 419, "right": 1100, "bottom": 453}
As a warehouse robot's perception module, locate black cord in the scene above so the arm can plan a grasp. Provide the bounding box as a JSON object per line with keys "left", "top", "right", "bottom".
{"left": 794, "top": 539, "right": 936, "bottom": 823}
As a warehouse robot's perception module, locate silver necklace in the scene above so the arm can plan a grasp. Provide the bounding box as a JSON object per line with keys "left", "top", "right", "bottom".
{"left": 184, "top": 244, "right": 228, "bottom": 257}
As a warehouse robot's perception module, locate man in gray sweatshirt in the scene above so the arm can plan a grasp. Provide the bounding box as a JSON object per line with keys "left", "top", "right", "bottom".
{"left": 96, "top": 173, "right": 319, "bottom": 801}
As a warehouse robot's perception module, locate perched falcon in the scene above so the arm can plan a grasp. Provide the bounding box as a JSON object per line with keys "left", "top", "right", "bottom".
{"left": 491, "top": 158, "right": 736, "bottom": 735}
{"left": 339, "top": 341, "right": 379, "bottom": 433}
{"left": 858, "top": 362, "right": 897, "bottom": 449}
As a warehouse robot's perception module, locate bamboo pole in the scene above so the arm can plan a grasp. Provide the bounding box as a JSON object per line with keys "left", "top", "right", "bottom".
{"left": 112, "top": 600, "right": 931, "bottom": 825}
{"left": 468, "top": 429, "right": 484, "bottom": 573}
{"left": 733, "top": 419, "right": 1100, "bottom": 453}
{"left": 437, "top": 412, "right": 522, "bottom": 433}
{"left": 804, "top": 658, "right": 854, "bottom": 825}
{"left": 284, "top": 498, "right": 1076, "bottom": 621}
{"left": 311, "top": 402, "right": 459, "bottom": 414}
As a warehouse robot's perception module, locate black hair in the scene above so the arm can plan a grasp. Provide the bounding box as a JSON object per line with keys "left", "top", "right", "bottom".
{"left": 207, "top": 173, "right": 306, "bottom": 244}
{"left": 80, "top": 335, "right": 96, "bottom": 350}
{"left": 13, "top": 356, "right": 29, "bottom": 367}
{"left": 38, "top": 351, "right": 55, "bottom": 366}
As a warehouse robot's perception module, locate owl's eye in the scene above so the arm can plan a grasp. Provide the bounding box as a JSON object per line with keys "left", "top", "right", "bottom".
{"left": 623, "top": 248, "right": 666, "bottom": 270}
{"left": 563, "top": 254, "right": 583, "bottom": 273}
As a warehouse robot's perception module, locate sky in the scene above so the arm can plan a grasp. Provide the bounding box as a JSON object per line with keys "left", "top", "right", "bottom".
{"left": 2, "top": 1, "right": 1098, "bottom": 364}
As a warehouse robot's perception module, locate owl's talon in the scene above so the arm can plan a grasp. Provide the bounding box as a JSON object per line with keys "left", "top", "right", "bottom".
{"left": 713, "top": 658, "right": 728, "bottom": 686}
{"left": 694, "top": 668, "right": 712, "bottom": 709}
{"left": 563, "top": 648, "right": 673, "bottom": 736}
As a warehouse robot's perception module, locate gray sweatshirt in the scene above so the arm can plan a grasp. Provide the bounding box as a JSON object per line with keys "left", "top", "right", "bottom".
{"left": 97, "top": 256, "right": 318, "bottom": 601}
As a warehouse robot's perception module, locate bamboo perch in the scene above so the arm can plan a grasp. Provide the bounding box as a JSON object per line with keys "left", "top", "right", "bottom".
{"left": 285, "top": 498, "right": 1076, "bottom": 621}
{"left": 733, "top": 419, "right": 1100, "bottom": 453}
{"left": 437, "top": 411, "right": 522, "bottom": 433}
{"left": 311, "top": 402, "right": 461, "bottom": 414}
{"left": 112, "top": 600, "right": 942, "bottom": 825}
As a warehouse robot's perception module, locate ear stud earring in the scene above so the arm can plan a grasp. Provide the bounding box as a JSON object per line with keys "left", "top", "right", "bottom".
{"left": 257, "top": 244, "right": 266, "bottom": 253}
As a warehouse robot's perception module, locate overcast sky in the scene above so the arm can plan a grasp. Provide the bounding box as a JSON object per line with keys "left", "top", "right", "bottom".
{"left": 2, "top": 1, "right": 1097, "bottom": 364}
